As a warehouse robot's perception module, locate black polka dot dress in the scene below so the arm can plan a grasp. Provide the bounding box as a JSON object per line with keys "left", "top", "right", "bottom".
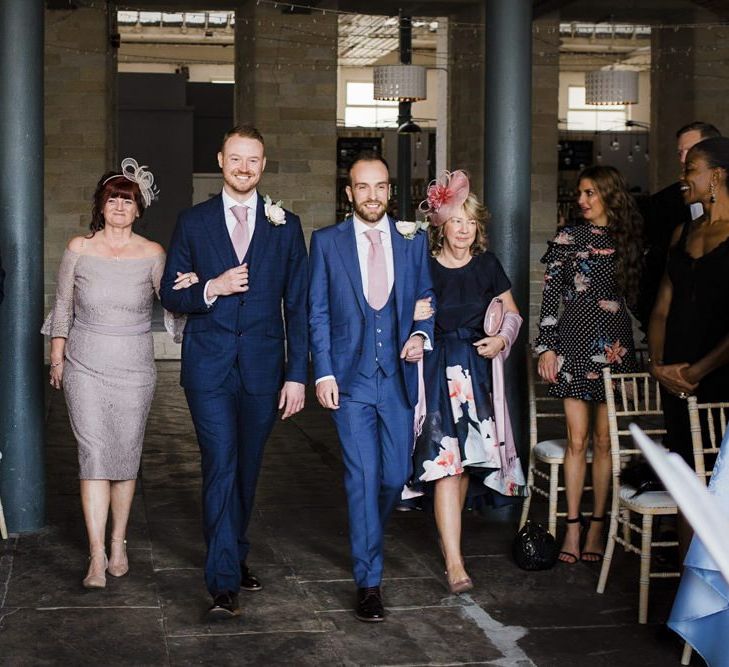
{"left": 534, "top": 224, "right": 638, "bottom": 402}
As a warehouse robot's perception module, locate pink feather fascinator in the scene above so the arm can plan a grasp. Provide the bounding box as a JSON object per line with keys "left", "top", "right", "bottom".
{"left": 419, "top": 169, "right": 470, "bottom": 227}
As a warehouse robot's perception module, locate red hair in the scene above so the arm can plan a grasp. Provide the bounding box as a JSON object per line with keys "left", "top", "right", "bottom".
{"left": 90, "top": 173, "right": 145, "bottom": 232}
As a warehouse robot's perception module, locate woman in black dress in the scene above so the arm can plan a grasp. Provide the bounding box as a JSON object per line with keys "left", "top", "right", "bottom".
{"left": 412, "top": 170, "right": 527, "bottom": 593}
{"left": 649, "top": 137, "right": 729, "bottom": 553}
{"left": 535, "top": 166, "right": 643, "bottom": 564}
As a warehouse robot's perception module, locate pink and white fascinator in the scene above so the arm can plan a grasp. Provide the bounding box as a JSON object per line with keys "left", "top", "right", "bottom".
{"left": 419, "top": 169, "right": 470, "bottom": 227}
{"left": 103, "top": 157, "right": 159, "bottom": 208}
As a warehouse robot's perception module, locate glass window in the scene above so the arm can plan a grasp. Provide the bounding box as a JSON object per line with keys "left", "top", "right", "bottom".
{"left": 344, "top": 81, "right": 399, "bottom": 127}
{"left": 567, "top": 86, "right": 627, "bottom": 131}
{"left": 344, "top": 106, "right": 398, "bottom": 128}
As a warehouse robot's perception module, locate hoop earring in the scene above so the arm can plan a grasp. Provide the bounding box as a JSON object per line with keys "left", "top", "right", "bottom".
{"left": 710, "top": 181, "right": 717, "bottom": 204}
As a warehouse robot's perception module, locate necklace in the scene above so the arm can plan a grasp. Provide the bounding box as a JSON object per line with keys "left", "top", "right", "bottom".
{"left": 105, "top": 235, "right": 133, "bottom": 260}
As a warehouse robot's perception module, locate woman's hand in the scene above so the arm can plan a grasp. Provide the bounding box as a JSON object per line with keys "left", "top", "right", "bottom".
{"left": 473, "top": 336, "right": 506, "bottom": 359}
{"left": 49, "top": 360, "right": 64, "bottom": 390}
{"left": 173, "top": 271, "right": 199, "bottom": 290}
{"left": 537, "top": 350, "right": 559, "bottom": 384}
{"left": 413, "top": 297, "right": 434, "bottom": 321}
{"left": 652, "top": 362, "right": 699, "bottom": 397}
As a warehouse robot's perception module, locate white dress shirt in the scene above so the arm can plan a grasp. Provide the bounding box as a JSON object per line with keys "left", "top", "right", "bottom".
{"left": 315, "top": 213, "right": 430, "bottom": 384}
{"left": 204, "top": 189, "right": 258, "bottom": 305}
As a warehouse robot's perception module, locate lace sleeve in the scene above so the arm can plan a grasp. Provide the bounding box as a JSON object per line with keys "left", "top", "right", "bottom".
{"left": 152, "top": 252, "right": 186, "bottom": 344}
{"left": 41, "top": 249, "right": 79, "bottom": 338}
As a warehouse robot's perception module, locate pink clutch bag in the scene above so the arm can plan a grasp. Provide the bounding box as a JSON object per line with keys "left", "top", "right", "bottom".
{"left": 484, "top": 297, "right": 505, "bottom": 336}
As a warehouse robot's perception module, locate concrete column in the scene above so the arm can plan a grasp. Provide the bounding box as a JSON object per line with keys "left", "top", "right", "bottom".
{"left": 484, "top": 0, "right": 532, "bottom": 454}
{"left": 0, "top": 0, "right": 45, "bottom": 532}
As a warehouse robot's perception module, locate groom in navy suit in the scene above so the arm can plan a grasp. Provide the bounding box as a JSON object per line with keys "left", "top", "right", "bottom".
{"left": 160, "top": 125, "right": 308, "bottom": 619}
{"left": 309, "top": 152, "right": 434, "bottom": 622}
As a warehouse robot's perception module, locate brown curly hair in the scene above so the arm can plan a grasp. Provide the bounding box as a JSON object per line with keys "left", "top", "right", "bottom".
{"left": 577, "top": 165, "right": 644, "bottom": 306}
{"left": 89, "top": 172, "right": 145, "bottom": 233}
{"left": 428, "top": 192, "right": 490, "bottom": 257}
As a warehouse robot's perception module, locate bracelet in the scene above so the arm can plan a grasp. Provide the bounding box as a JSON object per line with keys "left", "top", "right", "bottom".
{"left": 50, "top": 360, "right": 64, "bottom": 368}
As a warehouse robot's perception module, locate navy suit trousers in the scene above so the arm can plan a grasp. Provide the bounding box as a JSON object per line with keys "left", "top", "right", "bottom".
{"left": 332, "top": 369, "right": 414, "bottom": 587}
{"left": 185, "top": 365, "right": 278, "bottom": 594}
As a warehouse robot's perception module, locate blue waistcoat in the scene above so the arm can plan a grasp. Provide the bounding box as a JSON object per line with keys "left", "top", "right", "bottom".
{"left": 358, "top": 290, "right": 399, "bottom": 378}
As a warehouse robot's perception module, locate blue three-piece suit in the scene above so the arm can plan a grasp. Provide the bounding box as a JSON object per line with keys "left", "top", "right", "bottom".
{"left": 309, "top": 216, "right": 435, "bottom": 587}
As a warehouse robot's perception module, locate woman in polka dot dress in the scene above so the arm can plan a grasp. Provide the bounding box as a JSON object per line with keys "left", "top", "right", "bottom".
{"left": 534, "top": 165, "right": 643, "bottom": 565}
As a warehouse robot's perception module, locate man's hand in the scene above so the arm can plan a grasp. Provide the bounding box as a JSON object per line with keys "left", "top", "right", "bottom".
{"left": 315, "top": 378, "right": 340, "bottom": 410}
{"left": 400, "top": 335, "right": 425, "bottom": 363}
{"left": 279, "top": 381, "right": 305, "bottom": 419}
{"left": 207, "top": 264, "right": 249, "bottom": 298}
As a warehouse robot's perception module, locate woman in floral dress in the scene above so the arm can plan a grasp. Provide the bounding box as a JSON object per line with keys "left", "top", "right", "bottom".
{"left": 412, "top": 170, "right": 527, "bottom": 593}
{"left": 535, "top": 165, "right": 643, "bottom": 564}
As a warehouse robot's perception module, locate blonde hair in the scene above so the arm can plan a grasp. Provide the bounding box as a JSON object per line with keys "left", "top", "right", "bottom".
{"left": 428, "top": 192, "right": 490, "bottom": 257}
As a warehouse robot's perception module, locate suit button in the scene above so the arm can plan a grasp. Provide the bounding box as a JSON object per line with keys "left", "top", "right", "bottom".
{"left": 239, "top": 299, "right": 245, "bottom": 306}
{"left": 376, "top": 328, "right": 382, "bottom": 333}
{"left": 237, "top": 331, "right": 242, "bottom": 337}
{"left": 377, "top": 342, "right": 383, "bottom": 347}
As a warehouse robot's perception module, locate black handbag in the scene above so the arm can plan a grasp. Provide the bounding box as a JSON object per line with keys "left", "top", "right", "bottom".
{"left": 620, "top": 461, "right": 664, "bottom": 497}
{"left": 512, "top": 520, "right": 558, "bottom": 571}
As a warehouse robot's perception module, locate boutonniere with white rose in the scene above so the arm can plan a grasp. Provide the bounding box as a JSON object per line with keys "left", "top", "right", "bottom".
{"left": 264, "top": 194, "right": 286, "bottom": 226}
{"left": 395, "top": 219, "right": 429, "bottom": 240}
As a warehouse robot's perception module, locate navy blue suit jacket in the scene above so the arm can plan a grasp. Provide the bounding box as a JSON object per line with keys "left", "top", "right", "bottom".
{"left": 160, "top": 193, "right": 308, "bottom": 394}
{"left": 308, "top": 216, "right": 435, "bottom": 407}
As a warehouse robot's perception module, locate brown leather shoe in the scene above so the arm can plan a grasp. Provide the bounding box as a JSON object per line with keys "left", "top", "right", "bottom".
{"left": 207, "top": 592, "right": 241, "bottom": 620}
{"left": 240, "top": 563, "right": 263, "bottom": 591}
{"left": 355, "top": 586, "right": 385, "bottom": 622}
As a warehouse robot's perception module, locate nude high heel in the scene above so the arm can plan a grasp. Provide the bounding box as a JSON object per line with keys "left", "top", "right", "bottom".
{"left": 107, "top": 538, "right": 129, "bottom": 577}
{"left": 82, "top": 549, "right": 108, "bottom": 589}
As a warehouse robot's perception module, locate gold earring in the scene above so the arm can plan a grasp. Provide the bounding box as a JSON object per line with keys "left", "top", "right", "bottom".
{"left": 710, "top": 181, "right": 717, "bottom": 203}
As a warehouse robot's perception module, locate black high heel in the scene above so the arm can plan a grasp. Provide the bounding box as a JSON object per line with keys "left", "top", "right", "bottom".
{"left": 581, "top": 515, "right": 606, "bottom": 562}
{"left": 559, "top": 515, "right": 583, "bottom": 564}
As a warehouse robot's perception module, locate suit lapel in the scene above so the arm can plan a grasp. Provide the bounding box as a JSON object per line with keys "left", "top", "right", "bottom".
{"left": 207, "top": 195, "right": 237, "bottom": 268}
{"left": 389, "top": 215, "right": 409, "bottom": 322}
{"left": 246, "top": 195, "right": 271, "bottom": 290}
{"left": 333, "top": 217, "right": 366, "bottom": 316}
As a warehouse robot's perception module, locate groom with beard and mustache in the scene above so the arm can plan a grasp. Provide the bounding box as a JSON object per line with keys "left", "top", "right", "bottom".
{"left": 309, "top": 151, "right": 435, "bottom": 622}
{"left": 160, "top": 125, "right": 308, "bottom": 619}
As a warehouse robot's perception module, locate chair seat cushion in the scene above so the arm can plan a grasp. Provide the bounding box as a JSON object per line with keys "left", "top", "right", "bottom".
{"left": 534, "top": 439, "right": 593, "bottom": 464}
{"left": 619, "top": 485, "right": 677, "bottom": 512}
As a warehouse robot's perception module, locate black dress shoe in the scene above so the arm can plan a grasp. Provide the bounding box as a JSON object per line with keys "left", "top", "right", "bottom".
{"left": 207, "top": 591, "right": 241, "bottom": 620}
{"left": 355, "top": 586, "right": 385, "bottom": 622}
{"left": 240, "top": 563, "right": 263, "bottom": 591}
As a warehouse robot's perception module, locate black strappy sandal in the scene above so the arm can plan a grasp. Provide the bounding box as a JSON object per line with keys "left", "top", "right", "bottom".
{"left": 559, "top": 515, "right": 583, "bottom": 564}
{"left": 581, "top": 515, "right": 606, "bottom": 562}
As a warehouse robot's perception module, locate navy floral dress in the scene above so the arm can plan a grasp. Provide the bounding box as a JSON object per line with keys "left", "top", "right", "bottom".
{"left": 411, "top": 253, "right": 527, "bottom": 501}
{"left": 534, "top": 224, "right": 638, "bottom": 402}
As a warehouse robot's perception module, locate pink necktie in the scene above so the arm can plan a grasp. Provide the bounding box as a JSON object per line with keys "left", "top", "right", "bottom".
{"left": 365, "top": 229, "right": 388, "bottom": 310}
{"left": 231, "top": 205, "right": 250, "bottom": 263}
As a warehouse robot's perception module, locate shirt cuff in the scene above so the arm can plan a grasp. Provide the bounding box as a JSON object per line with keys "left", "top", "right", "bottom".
{"left": 203, "top": 280, "right": 218, "bottom": 306}
{"left": 315, "top": 375, "right": 335, "bottom": 385}
{"left": 411, "top": 331, "right": 432, "bottom": 351}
